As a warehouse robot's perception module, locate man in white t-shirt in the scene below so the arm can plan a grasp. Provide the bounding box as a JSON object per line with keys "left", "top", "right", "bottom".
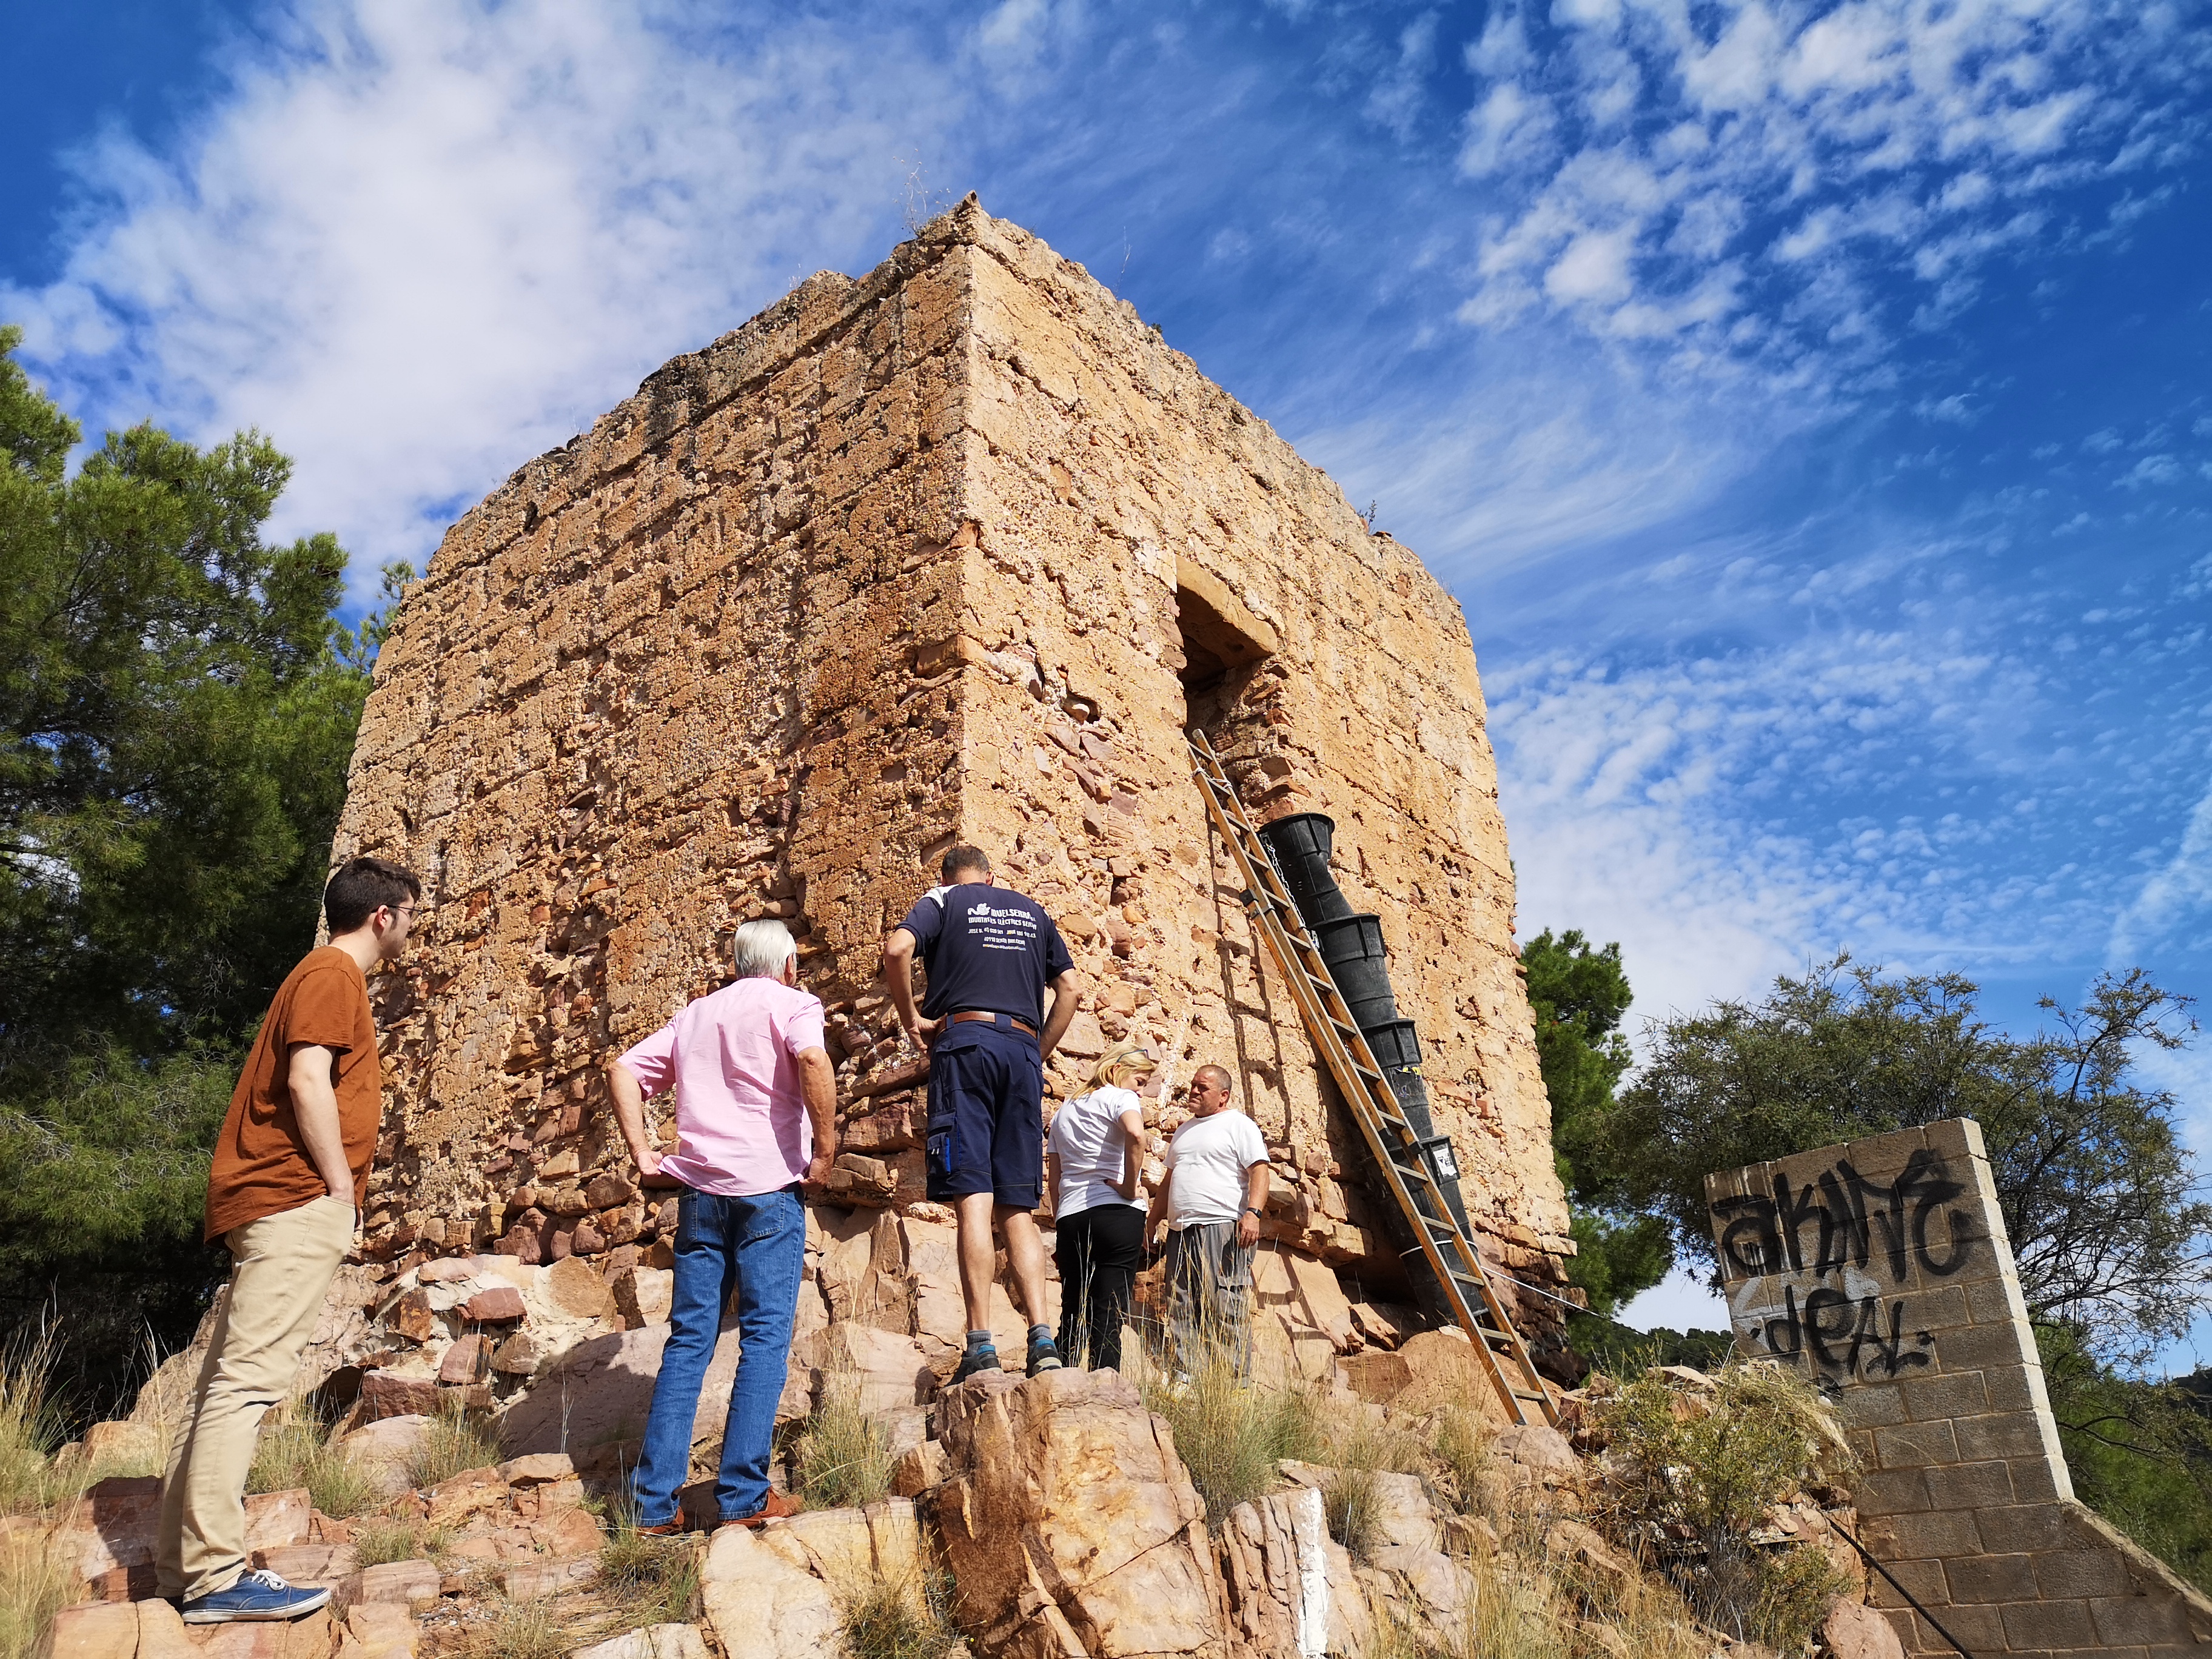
{"left": 1145, "top": 1064, "right": 1270, "bottom": 1378}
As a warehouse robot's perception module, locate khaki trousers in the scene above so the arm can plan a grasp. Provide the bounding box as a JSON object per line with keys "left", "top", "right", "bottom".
{"left": 157, "top": 1194, "right": 355, "bottom": 1600}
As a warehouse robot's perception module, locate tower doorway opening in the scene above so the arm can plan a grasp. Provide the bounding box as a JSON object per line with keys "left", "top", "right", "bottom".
{"left": 1174, "top": 563, "right": 1276, "bottom": 740}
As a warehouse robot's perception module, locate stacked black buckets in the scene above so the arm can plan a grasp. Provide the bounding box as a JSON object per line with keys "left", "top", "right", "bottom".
{"left": 1256, "top": 814, "right": 1473, "bottom": 1258}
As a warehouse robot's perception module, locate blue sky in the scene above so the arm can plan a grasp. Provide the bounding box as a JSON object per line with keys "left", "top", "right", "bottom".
{"left": 7, "top": 0, "right": 2210, "bottom": 1343}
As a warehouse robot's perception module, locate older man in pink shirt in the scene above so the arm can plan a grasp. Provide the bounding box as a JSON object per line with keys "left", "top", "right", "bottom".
{"left": 608, "top": 918, "right": 836, "bottom": 1533}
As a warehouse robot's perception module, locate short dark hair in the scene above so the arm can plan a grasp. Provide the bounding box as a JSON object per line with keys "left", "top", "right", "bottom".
{"left": 326, "top": 856, "right": 421, "bottom": 933}
{"left": 1193, "top": 1064, "right": 1232, "bottom": 1093}
{"left": 940, "top": 845, "right": 991, "bottom": 883}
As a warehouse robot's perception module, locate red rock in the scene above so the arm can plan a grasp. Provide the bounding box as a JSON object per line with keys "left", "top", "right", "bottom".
{"left": 386, "top": 1289, "right": 440, "bottom": 1344}
{"left": 39, "top": 1602, "right": 138, "bottom": 1659}
{"left": 460, "top": 1285, "right": 526, "bottom": 1322}
{"left": 332, "top": 1560, "right": 441, "bottom": 1612}
{"left": 358, "top": 1372, "right": 440, "bottom": 1421}
{"left": 569, "top": 1217, "right": 606, "bottom": 1256}
{"left": 438, "top": 1334, "right": 492, "bottom": 1384}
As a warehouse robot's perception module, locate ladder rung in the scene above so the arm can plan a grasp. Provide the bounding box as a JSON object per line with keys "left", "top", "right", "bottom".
{"left": 1186, "top": 731, "right": 1555, "bottom": 1430}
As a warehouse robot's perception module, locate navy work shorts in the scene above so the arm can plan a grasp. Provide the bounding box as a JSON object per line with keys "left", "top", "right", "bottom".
{"left": 924, "top": 1016, "right": 1045, "bottom": 1207}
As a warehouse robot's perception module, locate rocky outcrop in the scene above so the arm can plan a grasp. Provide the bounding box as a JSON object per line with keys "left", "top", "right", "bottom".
{"left": 933, "top": 1369, "right": 1231, "bottom": 1658}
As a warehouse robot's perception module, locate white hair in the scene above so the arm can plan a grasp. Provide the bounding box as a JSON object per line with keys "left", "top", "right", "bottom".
{"left": 731, "top": 918, "right": 797, "bottom": 980}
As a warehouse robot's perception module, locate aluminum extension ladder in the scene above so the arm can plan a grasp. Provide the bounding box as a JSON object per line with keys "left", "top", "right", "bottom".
{"left": 1187, "top": 731, "right": 1558, "bottom": 1427}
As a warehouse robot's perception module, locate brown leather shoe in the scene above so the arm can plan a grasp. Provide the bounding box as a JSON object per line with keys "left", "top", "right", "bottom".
{"left": 718, "top": 1487, "right": 803, "bottom": 1530}
{"left": 632, "top": 1520, "right": 688, "bottom": 1537}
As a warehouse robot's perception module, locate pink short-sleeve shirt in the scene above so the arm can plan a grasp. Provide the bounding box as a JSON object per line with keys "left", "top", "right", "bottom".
{"left": 616, "top": 976, "right": 827, "bottom": 1197}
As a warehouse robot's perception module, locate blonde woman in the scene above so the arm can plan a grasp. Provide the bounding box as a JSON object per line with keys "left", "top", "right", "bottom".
{"left": 1045, "top": 1041, "right": 1154, "bottom": 1370}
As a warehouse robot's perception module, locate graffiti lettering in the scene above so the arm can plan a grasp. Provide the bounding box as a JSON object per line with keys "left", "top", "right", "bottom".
{"left": 1712, "top": 1149, "right": 1974, "bottom": 1285}
{"left": 1748, "top": 1281, "right": 1935, "bottom": 1381}
{"left": 1714, "top": 1148, "right": 1970, "bottom": 1384}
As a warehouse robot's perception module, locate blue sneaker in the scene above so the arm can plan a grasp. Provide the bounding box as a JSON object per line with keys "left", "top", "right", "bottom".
{"left": 1027, "top": 1332, "right": 1064, "bottom": 1375}
{"left": 181, "top": 1568, "right": 332, "bottom": 1623}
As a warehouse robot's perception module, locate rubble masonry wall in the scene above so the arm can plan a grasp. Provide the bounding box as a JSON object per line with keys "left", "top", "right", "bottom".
{"left": 330, "top": 198, "right": 1570, "bottom": 1334}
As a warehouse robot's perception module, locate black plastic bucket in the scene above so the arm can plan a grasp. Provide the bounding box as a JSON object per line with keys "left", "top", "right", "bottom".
{"left": 1315, "top": 914, "right": 1394, "bottom": 1022}
{"left": 1258, "top": 813, "right": 1353, "bottom": 925}
{"left": 1362, "top": 1017, "right": 1423, "bottom": 1073}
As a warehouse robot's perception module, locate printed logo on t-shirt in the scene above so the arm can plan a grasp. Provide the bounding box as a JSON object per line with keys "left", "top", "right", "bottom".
{"left": 965, "top": 900, "right": 1043, "bottom": 953}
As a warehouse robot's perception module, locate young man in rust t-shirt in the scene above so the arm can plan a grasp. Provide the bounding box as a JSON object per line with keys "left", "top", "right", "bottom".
{"left": 158, "top": 856, "right": 420, "bottom": 1623}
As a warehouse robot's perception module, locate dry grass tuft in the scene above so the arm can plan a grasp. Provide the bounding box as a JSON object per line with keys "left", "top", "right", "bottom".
{"left": 0, "top": 1325, "right": 64, "bottom": 1516}
{"left": 352, "top": 1515, "right": 454, "bottom": 1567}
{"left": 1322, "top": 1465, "right": 1381, "bottom": 1560}
{"left": 793, "top": 1369, "right": 896, "bottom": 1512}
{"left": 248, "top": 1406, "right": 384, "bottom": 1518}
{"left": 0, "top": 1523, "right": 80, "bottom": 1659}
{"left": 597, "top": 1525, "right": 700, "bottom": 1626}
{"left": 1428, "top": 1406, "right": 1494, "bottom": 1513}
{"left": 839, "top": 1564, "right": 961, "bottom": 1659}
{"left": 460, "top": 1597, "right": 578, "bottom": 1659}
{"left": 405, "top": 1399, "right": 503, "bottom": 1490}
{"left": 1130, "top": 1317, "right": 1324, "bottom": 1527}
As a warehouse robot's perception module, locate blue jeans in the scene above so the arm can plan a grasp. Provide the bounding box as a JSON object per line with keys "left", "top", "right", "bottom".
{"left": 631, "top": 1185, "right": 805, "bottom": 1525}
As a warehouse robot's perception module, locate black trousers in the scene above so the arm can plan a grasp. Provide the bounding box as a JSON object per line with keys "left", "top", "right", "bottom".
{"left": 1054, "top": 1203, "right": 1145, "bottom": 1372}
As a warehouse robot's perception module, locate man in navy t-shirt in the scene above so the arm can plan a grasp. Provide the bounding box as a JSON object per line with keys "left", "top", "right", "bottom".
{"left": 883, "top": 844, "right": 1079, "bottom": 1381}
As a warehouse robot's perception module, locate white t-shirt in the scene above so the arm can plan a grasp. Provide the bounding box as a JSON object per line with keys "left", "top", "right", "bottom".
{"left": 1048, "top": 1085, "right": 1144, "bottom": 1219}
{"left": 1164, "top": 1108, "right": 1269, "bottom": 1230}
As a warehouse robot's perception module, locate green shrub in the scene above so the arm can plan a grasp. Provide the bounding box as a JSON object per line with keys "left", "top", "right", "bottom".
{"left": 1590, "top": 1360, "right": 1856, "bottom": 1649}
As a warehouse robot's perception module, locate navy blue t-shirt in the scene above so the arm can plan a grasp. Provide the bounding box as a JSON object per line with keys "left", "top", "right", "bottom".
{"left": 900, "top": 882, "right": 1075, "bottom": 1029}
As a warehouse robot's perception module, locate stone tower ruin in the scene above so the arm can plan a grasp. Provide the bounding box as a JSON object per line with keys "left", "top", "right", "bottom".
{"left": 331, "top": 198, "right": 1573, "bottom": 1356}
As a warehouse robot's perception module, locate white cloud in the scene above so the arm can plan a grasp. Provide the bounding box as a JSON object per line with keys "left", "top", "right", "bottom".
{"left": 4, "top": 0, "right": 958, "bottom": 598}
{"left": 1452, "top": 0, "right": 2207, "bottom": 392}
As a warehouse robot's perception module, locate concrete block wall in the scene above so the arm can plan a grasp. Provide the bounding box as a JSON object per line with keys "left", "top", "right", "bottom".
{"left": 1708, "top": 1120, "right": 2212, "bottom": 1657}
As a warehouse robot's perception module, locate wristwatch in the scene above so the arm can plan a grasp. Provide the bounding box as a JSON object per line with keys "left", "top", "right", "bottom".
{"left": 1242, "top": 1207, "right": 1262, "bottom": 1216}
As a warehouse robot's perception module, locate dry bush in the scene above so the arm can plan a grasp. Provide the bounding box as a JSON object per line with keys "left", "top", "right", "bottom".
{"left": 838, "top": 1563, "right": 960, "bottom": 1659}
{"left": 794, "top": 1369, "right": 896, "bottom": 1511}
{"left": 406, "top": 1399, "right": 503, "bottom": 1490}
{"left": 1589, "top": 1359, "right": 1857, "bottom": 1649}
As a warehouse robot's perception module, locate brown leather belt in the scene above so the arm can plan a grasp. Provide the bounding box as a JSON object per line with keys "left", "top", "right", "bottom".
{"left": 951, "top": 1010, "right": 1038, "bottom": 1037}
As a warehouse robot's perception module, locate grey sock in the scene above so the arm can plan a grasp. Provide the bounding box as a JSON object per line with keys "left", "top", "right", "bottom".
{"left": 1030, "top": 1324, "right": 1053, "bottom": 1343}
{"left": 965, "top": 1330, "right": 993, "bottom": 1350}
